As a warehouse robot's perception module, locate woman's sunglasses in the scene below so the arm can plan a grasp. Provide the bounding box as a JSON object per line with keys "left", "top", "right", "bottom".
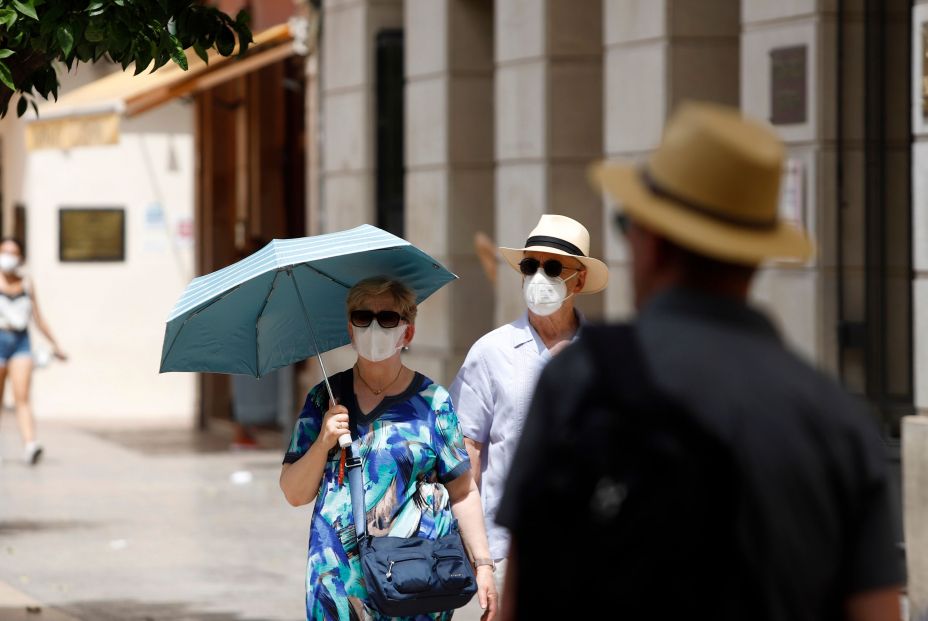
{"left": 350, "top": 310, "right": 406, "bottom": 329}
{"left": 519, "top": 257, "right": 581, "bottom": 278}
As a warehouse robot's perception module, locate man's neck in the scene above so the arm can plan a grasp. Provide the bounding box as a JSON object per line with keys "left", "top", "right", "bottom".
{"left": 637, "top": 272, "right": 751, "bottom": 310}
{"left": 528, "top": 304, "right": 580, "bottom": 350}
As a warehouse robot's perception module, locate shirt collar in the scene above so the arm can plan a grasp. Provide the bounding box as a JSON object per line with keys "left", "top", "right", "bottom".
{"left": 512, "top": 309, "right": 587, "bottom": 352}
{"left": 640, "top": 286, "right": 781, "bottom": 342}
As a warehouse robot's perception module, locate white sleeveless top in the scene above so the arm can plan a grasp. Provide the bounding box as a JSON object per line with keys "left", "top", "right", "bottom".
{"left": 0, "top": 278, "right": 32, "bottom": 332}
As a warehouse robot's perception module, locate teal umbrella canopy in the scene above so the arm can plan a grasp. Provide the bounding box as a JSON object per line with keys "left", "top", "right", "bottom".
{"left": 160, "top": 225, "right": 457, "bottom": 379}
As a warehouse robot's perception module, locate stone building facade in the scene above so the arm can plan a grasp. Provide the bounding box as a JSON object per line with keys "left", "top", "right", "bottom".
{"left": 315, "top": 0, "right": 925, "bottom": 612}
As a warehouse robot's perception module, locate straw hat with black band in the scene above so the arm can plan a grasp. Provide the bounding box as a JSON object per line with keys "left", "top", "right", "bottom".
{"left": 499, "top": 214, "right": 609, "bottom": 294}
{"left": 590, "top": 101, "right": 814, "bottom": 266}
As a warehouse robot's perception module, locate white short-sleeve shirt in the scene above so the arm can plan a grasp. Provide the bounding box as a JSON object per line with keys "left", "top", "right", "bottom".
{"left": 449, "top": 311, "right": 583, "bottom": 560}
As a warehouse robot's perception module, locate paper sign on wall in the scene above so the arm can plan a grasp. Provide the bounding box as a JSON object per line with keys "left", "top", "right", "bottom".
{"left": 778, "top": 158, "right": 804, "bottom": 228}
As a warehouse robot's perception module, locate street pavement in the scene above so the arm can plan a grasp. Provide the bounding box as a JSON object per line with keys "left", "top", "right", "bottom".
{"left": 0, "top": 419, "right": 487, "bottom": 621}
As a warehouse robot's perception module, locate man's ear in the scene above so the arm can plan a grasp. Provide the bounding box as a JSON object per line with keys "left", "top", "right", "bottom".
{"left": 574, "top": 270, "right": 587, "bottom": 293}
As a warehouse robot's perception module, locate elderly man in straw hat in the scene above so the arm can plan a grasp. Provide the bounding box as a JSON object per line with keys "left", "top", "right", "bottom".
{"left": 449, "top": 214, "right": 608, "bottom": 598}
{"left": 496, "top": 102, "right": 903, "bottom": 620}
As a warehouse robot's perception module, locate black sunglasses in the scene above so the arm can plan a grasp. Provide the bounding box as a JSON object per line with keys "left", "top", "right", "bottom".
{"left": 519, "top": 257, "right": 581, "bottom": 278}
{"left": 350, "top": 310, "right": 406, "bottom": 329}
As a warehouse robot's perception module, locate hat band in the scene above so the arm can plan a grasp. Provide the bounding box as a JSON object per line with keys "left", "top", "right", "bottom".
{"left": 524, "top": 235, "right": 585, "bottom": 257}
{"left": 640, "top": 168, "right": 778, "bottom": 231}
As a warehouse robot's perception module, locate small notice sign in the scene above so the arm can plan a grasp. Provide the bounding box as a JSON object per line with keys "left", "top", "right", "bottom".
{"left": 770, "top": 45, "right": 807, "bottom": 125}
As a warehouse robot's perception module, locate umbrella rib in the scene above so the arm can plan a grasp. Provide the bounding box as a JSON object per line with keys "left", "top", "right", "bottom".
{"left": 286, "top": 268, "right": 337, "bottom": 406}
{"left": 296, "top": 263, "right": 352, "bottom": 289}
{"left": 253, "top": 270, "right": 283, "bottom": 378}
{"left": 160, "top": 283, "right": 244, "bottom": 371}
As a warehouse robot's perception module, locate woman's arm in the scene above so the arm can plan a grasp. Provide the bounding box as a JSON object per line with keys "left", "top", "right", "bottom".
{"left": 279, "top": 401, "right": 349, "bottom": 506}
{"left": 447, "top": 471, "right": 497, "bottom": 620}
{"left": 279, "top": 442, "right": 331, "bottom": 506}
{"left": 28, "top": 281, "right": 66, "bottom": 359}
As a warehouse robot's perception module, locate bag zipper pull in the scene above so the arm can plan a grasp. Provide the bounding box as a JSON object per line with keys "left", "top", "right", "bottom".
{"left": 386, "top": 560, "right": 395, "bottom": 580}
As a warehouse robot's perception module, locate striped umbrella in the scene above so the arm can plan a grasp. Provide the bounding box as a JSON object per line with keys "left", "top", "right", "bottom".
{"left": 159, "top": 224, "right": 457, "bottom": 403}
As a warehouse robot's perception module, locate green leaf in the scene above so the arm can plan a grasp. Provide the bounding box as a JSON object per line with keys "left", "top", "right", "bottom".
{"left": 0, "top": 61, "right": 14, "bottom": 91}
{"left": 75, "top": 42, "right": 93, "bottom": 62}
{"left": 0, "top": 49, "right": 14, "bottom": 59}
{"left": 86, "top": 1, "right": 104, "bottom": 14}
{"left": 16, "top": 96, "right": 27, "bottom": 118}
{"left": 85, "top": 21, "right": 105, "bottom": 42}
{"left": 30, "top": 99, "right": 38, "bottom": 116}
{"left": 133, "top": 39, "right": 153, "bottom": 75}
{"left": 216, "top": 25, "right": 234, "bottom": 56}
{"left": 57, "top": 24, "right": 74, "bottom": 57}
{"left": 167, "top": 34, "right": 187, "bottom": 70}
{"left": 192, "top": 42, "right": 208, "bottom": 65}
{"left": 0, "top": 8, "right": 17, "bottom": 28}
{"left": 12, "top": 0, "right": 37, "bottom": 21}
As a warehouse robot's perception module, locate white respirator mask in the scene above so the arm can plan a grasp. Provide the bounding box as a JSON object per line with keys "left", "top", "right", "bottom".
{"left": 351, "top": 323, "right": 406, "bottom": 362}
{"left": 523, "top": 271, "right": 577, "bottom": 317}
{"left": 0, "top": 253, "right": 20, "bottom": 274}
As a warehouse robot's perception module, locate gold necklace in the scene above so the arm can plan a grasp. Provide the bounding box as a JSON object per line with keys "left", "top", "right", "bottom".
{"left": 355, "top": 364, "right": 403, "bottom": 396}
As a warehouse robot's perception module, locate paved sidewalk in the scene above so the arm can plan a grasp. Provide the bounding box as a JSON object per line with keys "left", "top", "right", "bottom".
{"left": 0, "top": 420, "right": 488, "bottom": 620}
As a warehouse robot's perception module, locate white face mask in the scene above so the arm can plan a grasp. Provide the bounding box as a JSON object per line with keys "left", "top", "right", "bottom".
{"left": 0, "top": 253, "right": 20, "bottom": 274}
{"left": 352, "top": 323, "right": 406, "bottom": 362}
{"left": 523, "top": 271, "right": 577, "bottom": 317}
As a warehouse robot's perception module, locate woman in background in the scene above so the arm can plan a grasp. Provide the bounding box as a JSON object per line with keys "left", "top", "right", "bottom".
{"left": 0, "top": 238, "right": 67, "bottom": 465}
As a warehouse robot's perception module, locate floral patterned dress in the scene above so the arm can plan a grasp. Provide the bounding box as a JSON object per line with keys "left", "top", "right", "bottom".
{"left": 284, "top": 369, "right": 471, "bottom": 620}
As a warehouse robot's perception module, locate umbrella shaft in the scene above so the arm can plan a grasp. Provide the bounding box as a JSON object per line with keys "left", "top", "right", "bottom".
{"left": 287, "top": 268, "right": 337, "bottom": 407}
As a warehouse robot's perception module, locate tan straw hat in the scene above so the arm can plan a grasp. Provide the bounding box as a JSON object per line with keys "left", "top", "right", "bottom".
{"left": 590, "top": 101, "right": 814, "bottom": 265}
{"left": 499, "top": 214, "right": 609, "bottom": 294}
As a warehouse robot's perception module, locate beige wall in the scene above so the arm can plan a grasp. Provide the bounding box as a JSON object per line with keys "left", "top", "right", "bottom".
{"left": 0, "top": 69, "right": 196, "bottom": 422}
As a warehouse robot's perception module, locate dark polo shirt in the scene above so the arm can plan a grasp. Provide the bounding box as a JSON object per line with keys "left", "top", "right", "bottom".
{"left": 497, "top": 287, "right": 904, "bottom": 620}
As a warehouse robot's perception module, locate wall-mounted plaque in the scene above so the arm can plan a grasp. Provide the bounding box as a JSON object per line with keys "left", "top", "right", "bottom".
{"left": 59, "top": 208, "right": 125, "bottom": 262}
{"left": 770, "top": 45, "right": 807, "bottom": 125}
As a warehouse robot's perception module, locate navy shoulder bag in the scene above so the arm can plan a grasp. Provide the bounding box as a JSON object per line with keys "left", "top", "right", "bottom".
{"left": 344, "top": 438, "right": 477, "bottom": 616}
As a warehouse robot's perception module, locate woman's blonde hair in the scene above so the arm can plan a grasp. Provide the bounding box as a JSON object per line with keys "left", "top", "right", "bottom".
{"left": 346, "top": 276, "right": 418, "bottom": 324}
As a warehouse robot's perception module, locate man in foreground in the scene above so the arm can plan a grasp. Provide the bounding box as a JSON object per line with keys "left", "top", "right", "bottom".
{"left": 496, "top": 102, "right": 904, "bottom": 620}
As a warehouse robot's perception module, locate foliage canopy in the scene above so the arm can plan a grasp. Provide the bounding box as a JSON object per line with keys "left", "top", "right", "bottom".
{"left": 0, "top": 0, "right": 253, "bottom": 117}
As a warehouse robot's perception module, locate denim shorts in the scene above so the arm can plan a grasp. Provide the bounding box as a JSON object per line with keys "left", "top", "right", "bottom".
{"left": 0, "top": 329, "right": 31, "bottom": 365}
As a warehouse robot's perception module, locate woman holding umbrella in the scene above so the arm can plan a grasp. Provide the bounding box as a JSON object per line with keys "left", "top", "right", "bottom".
{"left": 280, "top": 276, "right": 498, "bottom": 621}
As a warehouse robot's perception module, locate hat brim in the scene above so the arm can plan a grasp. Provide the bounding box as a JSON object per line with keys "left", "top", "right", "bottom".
{"left": 590, "top": 162, "right": 814, "bottom": 266}
{"left": 499, "top": 245, "right": 609, "bottom": 294}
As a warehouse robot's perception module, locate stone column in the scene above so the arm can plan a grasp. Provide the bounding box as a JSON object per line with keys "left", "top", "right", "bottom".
{"left": 740, "top": 0, "right": 834, "bottom": 368}
{"left": 602, "top": 0, "right": 740, "bottom": 319}
{"left": 319, "top": 0, "right": 402, "bottom": 233}
{"left": 494, "top": 0, "right": 604, "bottom": 324}
{"left": 404, "top": 0, "right": 495, "bottom": 383}
{"left": 909, "top": 3, "right": 928, "bottom": 617}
